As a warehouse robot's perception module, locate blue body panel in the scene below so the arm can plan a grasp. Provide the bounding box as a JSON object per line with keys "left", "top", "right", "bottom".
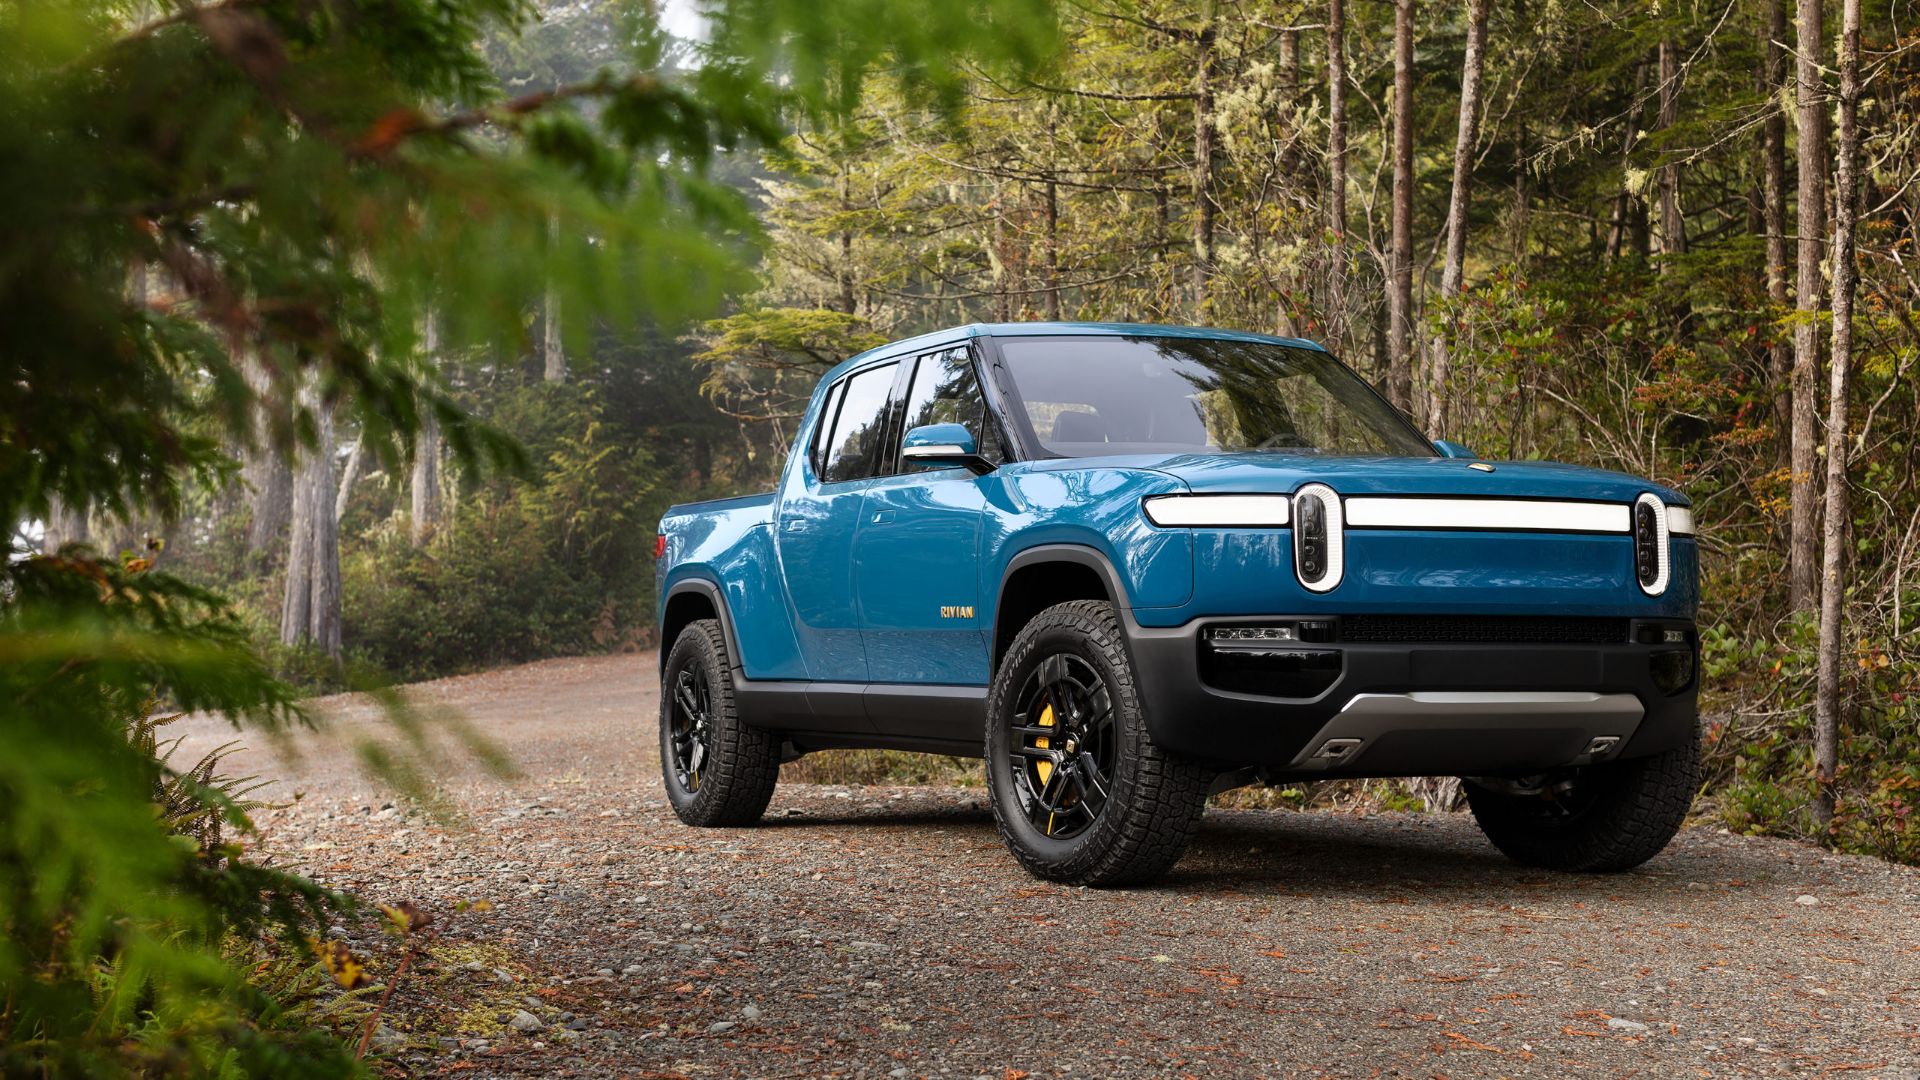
{"left": 657, "top": 322, "right": 1700, "bottom": 691}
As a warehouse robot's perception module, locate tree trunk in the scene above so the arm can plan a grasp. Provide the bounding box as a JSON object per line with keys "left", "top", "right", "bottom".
{"left": 993, "top": 182, "right": 1012, "bottom": 322}
{"left": 543, "top": 215, "right": 566, "bottom": 382}
{"left": 838, "top": 169, "right": 857, "bottom": 316}
{"left": 1326, "top": 0, "right": 1349, "bottom": 349}
{"left": 1763, "top": 0, "right": 1791, "bottom": 464}
{"left": 1386, "top": 0, "right": 1416, "bottom": 413}
{"left": 1425, "top": 0, "right": 1488, "bottom": 439}
{"left": 1813, "top": 0, "right": 1861, "bottom": 832}
{"left": 281, "top": 383, "right": 341, "bottom": 657}
{"left": 41, "top": 495, "right": 89, "bottom": 553}
{"left": 335, "top": 437, "right": 367, "bottom": 524}
{"left": 1045, "top": 125, "right": 1062, "bottom": 321}
{"left": 1192, "top": 27, "right": 1219, "bottom": 318}
{"left": 1788, "top": 0, "right": 1827, "bottom": 611}
{"left": 242, "top": 352, "right": 292, "bottom": 556}
{"left": 1605, "top": 58, "right": 1651, "bottom": 260}
{"left": 542, "top": 288, "right": 564, "bottom": 382}
{"left": 1278, "top": 28, "right": 1301, "bottom": 175}
{"left": 412, "top": 314, "right": 445, "bottom": 547}
{"left": 1275, "top": 26, "right": 1302, "bottom": 335}
{"left": 1655, "top": 40, "right": 1687, "bottom": 261}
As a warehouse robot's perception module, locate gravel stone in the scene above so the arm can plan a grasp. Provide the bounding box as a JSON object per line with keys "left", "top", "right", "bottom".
{"left": 169, "top": 653, "right": 1920, "bottom": 1077}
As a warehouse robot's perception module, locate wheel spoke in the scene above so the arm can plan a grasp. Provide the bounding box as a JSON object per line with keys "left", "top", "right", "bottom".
{"left": 667, "top": 667, "right": 716, "bottom": 793}
{"left": 1075, "top": 752, "right": 1110, "bottom": 803}
{"left": 1008, "top": 650, "right": 1122, "bottom": 841}
{"left": 1083, "top": 683, "right": 1113, "bottom": 727}
{"left": 1036, "top": 653, "right": 1071, "bottom": 692}
{"left": 1032, "top": 766, "right": 1067, "bottom": 816}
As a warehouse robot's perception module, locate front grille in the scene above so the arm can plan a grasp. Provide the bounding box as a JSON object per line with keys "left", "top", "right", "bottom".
{"left": 1338, "top": 615, "right": 1630, "bottom": 645}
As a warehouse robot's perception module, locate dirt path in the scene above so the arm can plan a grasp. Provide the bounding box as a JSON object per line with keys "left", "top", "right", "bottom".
{"left": 179, "top": 654, "right": 1920, "bottom": 1078}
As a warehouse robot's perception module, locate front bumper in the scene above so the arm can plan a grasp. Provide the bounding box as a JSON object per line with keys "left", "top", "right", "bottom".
{"left": 1125, "top": 614, "right": 1698, "bottom": 777}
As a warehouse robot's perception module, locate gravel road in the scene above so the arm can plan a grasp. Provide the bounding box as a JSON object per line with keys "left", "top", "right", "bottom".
{"left": 178, "top": 654, "right": 1920, "bottom": 1078}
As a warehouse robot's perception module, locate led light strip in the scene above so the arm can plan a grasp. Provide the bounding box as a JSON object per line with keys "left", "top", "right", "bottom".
{"left": 1143, "top": 491, "right": 1696, "bottom": 536}
{"left": 1344, "top": 497, "right": 1631, "bottom": 534}
{"left": 1142, "top": 494, "right": 1291, "bottom": 527}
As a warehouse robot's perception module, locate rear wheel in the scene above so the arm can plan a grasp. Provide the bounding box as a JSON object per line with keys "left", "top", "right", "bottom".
{"left": 1464, "top": 727, "right": 1698, "bottom": 872}
{"left": 660, "top": 619, "right": 779, "bottom": 827}
{"left": 985, "top": 600, "right": 1210, "bottom": 886}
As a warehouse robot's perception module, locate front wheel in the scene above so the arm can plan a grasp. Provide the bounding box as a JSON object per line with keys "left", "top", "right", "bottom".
{"left": 660, "top": 619, "right": 779, "bottom": 827}
{"left": 985, "top": 600, "right": 1211, "bottom": 886}
{"left": 1464, "top": 727, "right": 1699, "bottom": 872}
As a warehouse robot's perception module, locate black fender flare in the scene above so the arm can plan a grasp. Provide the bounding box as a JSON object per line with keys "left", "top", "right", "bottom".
{"left": 991, "top": 543, "right": 1140, "bottom": 674}
{"left": 659, "top": 577, "right": 746, "bottom": 676}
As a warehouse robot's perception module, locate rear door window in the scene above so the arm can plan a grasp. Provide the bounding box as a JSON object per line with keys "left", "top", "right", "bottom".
{"left": 809, "top": 378, "right": 847, "bottom": 478}
{"left": 820, "top": 362, "right": 898, "bottom": 484}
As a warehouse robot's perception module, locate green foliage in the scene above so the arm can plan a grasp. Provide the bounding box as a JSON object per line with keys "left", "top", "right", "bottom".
{"left": 327, "top": 364, "right": 715, "bottom": 680}
{"left": 2, "top": 0, "right": 1060, "bottom": 1068}
{"left": 722, "top": 0, "right": 1920, "bottom": 868}
{"left": 0, "top": 556, "right": 360, "bottom": 1075}
{"left": 690, "top": 307, "right": 889, "bottom": 440}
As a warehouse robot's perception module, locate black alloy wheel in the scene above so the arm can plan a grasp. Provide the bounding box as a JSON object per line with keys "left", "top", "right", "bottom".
{"left": 985, "top": 600, "right": 1211, "bottom": 886}
{"left": 658, "top": 618, "right": 780, "bottom": 826}
{"left": 1010, "top": 653, "right": 1118, "bottom": 840}
{"left": 666, "top": 666, "right": 713, "bottom": 793}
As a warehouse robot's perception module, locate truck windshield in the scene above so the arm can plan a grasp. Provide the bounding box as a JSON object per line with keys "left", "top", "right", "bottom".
{"left": 996, "top": 335, "right": 1436, "bottom": 458}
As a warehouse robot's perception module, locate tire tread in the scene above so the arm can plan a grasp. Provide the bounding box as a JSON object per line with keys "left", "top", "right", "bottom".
{"left": 986, "top": 600, "right": 1210, "bottom": 886}
{"left": 662, "top": 619, "right": 780, "bottom": 827}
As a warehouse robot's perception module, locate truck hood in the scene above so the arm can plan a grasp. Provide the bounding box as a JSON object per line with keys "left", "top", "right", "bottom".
{"left": 1054, "top": 452, "right": 1688, "bottom": 504}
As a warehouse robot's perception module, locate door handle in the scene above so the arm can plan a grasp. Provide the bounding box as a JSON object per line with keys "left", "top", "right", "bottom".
{"left": 782, "top": 519, "right": 813, "bottom": 533}
{"left": 870, "top": 510, "right": 895, "bottom": 524}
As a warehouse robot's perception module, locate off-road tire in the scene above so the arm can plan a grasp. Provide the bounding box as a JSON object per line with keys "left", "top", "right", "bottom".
{"left": 985, "top": 600, "right": 1211, "bottom": 886}
{"left": 660, "top": 619, "right": 779, "bottom": 827}
{"left": 1464, "top": 727, "right": 1699, "bottom": 872}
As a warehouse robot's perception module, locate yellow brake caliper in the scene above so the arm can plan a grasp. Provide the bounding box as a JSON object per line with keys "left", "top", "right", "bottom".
{"left": 1033, "top": 704, "right": 1055, "bottom": 784}
{"left": 1033, "top": 704, "right": 1056, "bottom": 834}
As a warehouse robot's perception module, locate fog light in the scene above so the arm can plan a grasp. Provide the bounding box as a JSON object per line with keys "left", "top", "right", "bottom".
{"left": 1650, "top": 648, "right": 1695, "bottom": 694}
{"left": 1208, "top": 625, "right": 1296, "bottom": 643}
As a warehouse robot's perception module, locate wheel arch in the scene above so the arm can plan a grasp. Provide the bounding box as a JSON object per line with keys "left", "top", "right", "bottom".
{"left": 991, "top": 544, "right": 1133, "bottom": 674}
{"left": 659, "top": 577, "right": 744, "bottom": 675}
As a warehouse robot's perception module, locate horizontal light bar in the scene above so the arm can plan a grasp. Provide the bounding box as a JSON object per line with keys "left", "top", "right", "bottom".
{"left": 1143, "top": 494, "right": 1290, "bottom": 527}
{"left": 1344, "top": 497, "right": 1629, "bottom": 534}
{"left": 1208, "top": 625, "right": 1297, "bottom": 643}
{"left": 1667, "top": 506, "right": 1695, "bottom": 536}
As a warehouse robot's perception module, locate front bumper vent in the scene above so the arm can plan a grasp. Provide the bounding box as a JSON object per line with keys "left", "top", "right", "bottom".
{"left": 1337, "top": 615, "right": 1631, "bottom": 645}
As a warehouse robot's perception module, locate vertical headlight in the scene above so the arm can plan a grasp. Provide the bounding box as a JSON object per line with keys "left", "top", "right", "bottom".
{"left": 1293, "top": 484, "right": 1344, "bottom": 592}
{"left": 1633, "top": 493, "right": 1671, "bottom": 596}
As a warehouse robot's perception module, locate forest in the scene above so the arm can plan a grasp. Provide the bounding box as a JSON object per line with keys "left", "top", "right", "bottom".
{"left": 3, "top": 0, "right": 1917, "bottom": 1071}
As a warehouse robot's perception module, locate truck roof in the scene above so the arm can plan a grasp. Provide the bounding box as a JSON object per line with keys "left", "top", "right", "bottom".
{"left": 823, "top": 321, "right": 1330, "bottom": 383}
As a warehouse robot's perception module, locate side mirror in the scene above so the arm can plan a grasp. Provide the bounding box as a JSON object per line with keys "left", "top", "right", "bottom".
{"left": 901, "top": 423, "right": 995, "bottom": 475}
{"left": 1433, "top": 439, "right": 1479, "bottom": 460}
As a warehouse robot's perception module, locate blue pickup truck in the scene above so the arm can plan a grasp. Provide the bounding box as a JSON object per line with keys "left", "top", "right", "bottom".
{"left": 655, "top": 323, "right": 1699, "bottom": 886}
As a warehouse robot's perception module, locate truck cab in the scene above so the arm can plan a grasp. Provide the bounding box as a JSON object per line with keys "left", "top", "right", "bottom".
{"left": 655, "top": 323, "right": 1700, "bottom": 886}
